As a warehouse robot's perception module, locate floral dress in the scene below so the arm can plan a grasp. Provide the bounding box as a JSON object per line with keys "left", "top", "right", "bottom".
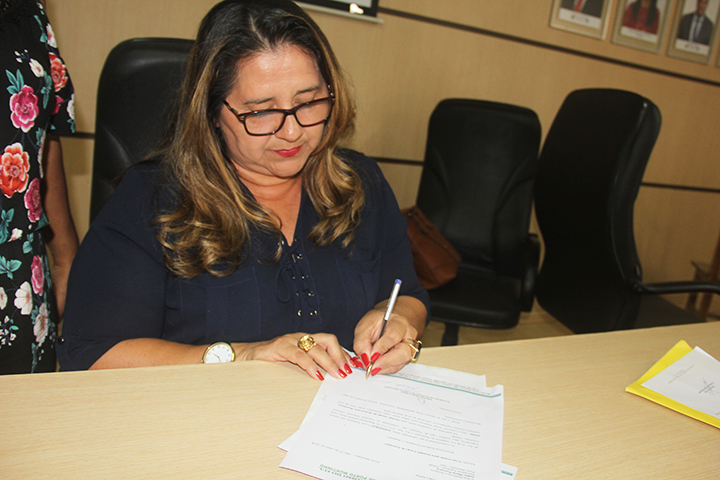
{"left": 0, "top": 0, "right": 74, "bottom": 373}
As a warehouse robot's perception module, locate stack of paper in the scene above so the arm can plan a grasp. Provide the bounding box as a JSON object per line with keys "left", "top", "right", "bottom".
{"left": 626, "top": 340, "right": 720, "bottom": 429}
{"left": 279, "top": 363, "right": 517, "bottom": 479}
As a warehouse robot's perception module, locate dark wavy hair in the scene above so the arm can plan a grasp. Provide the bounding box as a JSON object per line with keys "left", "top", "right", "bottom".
{"left": 154, "top": 0, "right": 363, "bottom": 278}
{"left": 630, "top": 0, "right": 659, "bottom": 26}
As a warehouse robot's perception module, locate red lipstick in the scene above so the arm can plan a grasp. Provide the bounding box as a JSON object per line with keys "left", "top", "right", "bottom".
{"left": 275, "top": 147, "right": 301, "bottom": 158}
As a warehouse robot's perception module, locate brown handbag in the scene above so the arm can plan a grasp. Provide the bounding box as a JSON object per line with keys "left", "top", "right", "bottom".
{"left": 402, "top": 206, "right": 462, "bottom": 290}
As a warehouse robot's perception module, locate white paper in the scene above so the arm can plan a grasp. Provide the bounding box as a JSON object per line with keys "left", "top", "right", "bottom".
{"left": 674, "top": 38, "right": 710, "bottom": 55}
{"left": 280, "top": 363, "right": 507, "bottom": 480}
{"left": 280, "top": 364, "right": 487, "bottom": 452}
{"left": 642, "top": 346, "right": 720, "bottom": 419}
{"left": 558, "top": 8, "right": 602, "bottom": 29}
{"left": 499, "top": 464, "right": 518, "bottom": 479}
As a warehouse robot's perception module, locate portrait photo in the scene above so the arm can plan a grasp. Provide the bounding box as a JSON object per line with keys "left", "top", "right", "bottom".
{"left": 551, "top": 0, "right": 613, "bottom": 38}
{"left": 612, "top": 0, "right": 671, "bottom": 52}
{"left": 296, "top": 0, "right": 379, "bottom": 17}
{"left": 668, "top": 0, "right": 720, "bottom": 62}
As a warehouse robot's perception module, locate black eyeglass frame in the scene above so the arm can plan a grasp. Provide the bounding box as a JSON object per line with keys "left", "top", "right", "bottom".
{"left": 223, "top": 93, "right": 335, "bottom": 136}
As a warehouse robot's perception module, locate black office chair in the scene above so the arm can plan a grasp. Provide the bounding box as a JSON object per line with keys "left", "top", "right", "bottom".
{"left": 416, "top": 99, "right": 542, "bottom": 345}
{"left": 90, "top": 37, "right": 194, "bottom": 222}
{"left": 534, "top": 88, "right": 720, "bottom": 334}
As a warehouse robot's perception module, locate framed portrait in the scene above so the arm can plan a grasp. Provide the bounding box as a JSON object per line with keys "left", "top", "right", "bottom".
{"left": 612, "top": 0, "right": 672, "bottom": 52}
{"left": 550, "top": 0, "right": 613, "bottom": 39}
{"left": 667, "top": 0, "right": 720, "bottom": 63}
{"left": 297, "top": 0, "right": 379, "bottom": 18}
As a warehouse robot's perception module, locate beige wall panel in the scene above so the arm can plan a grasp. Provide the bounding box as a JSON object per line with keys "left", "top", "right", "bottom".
{"left": 383, "top": 0, "right": 560, "bottom": 39}
{"left": 376, "top": 163, "right": 422, "bottom": 209}
{"left": 48, "top": 2, "right": 720, "bottom": 187}
{"left": 383, "top": 0, "right": 720, "bottom": 83}
{"left": 635, "top": 186, "right": 720, "bottom": 307}
{"left": 60, "top": 137, "right": 93, "bottom": 239}
{"left": 311, "top": 11, "right": 720, "bottom": 190}
{"left": 315, "top": 13, "right": 565, "bottom": 161}
{"left": 46, "top": 0, "right": 219, "bottom": 133}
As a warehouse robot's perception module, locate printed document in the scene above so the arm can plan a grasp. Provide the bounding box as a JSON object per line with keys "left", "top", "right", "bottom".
{"left": 627, "top": 340, "right": 720, "bottom": 428}
{"left": 280, "top": 363, "right": 509, "bottom": 480}
{"left": 641, "top": 346, "right": 720, "bottom": 420}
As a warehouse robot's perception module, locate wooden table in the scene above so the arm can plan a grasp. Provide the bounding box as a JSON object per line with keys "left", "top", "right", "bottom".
{"left": 2, "top": 322, "right": 719, "bottom": 479}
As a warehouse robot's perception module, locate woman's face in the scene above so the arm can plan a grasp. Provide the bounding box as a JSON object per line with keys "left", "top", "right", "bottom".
{"left": 217, "top": 44, "right": 329, "bottom": 187}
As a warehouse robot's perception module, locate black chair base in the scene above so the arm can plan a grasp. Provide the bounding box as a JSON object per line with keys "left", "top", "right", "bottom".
{"left": 441, "top": 323, "right": 460, "bottom": 346}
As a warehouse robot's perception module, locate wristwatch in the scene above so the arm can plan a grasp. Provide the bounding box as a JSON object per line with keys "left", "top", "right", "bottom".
{"left": 403, "top": 339, "right": 422, "bottom": 363}
{"left": 202, "top": 342, "right": 235, "bottom": 363}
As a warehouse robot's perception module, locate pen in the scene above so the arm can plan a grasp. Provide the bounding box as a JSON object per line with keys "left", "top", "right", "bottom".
{"left": 366, "top": 278, "right": 402, "bottom": 379}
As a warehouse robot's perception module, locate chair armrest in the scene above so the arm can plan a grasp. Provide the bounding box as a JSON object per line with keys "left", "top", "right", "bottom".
{"left": 635, "top": 281, "right": 720, "bottom": 296}
{"left": 520, "top": 233, "right": 541, "bottom": 311}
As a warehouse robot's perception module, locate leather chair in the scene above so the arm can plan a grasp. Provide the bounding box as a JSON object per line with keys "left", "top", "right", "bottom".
{"left": 90, "top": 38, "right": 194, "bottom": 222}
{"left": 416, "top": 99, "right": 542, "bottom": 345}
{"left": 534, "top": 88, "right": 720, "bottom": 334}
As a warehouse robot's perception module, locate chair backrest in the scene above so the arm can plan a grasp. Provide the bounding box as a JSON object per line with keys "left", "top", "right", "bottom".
{"left": 534, "top": 88, "right": 662, "bottom": 333}
{"left": 416, "top": 98, "right": 541, "bottom": 278}
{"left": 90, "top": 38, "right": 194, "bottom": 222}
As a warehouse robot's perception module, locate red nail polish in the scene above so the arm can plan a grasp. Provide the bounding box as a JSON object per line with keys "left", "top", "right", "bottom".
{"left": 370, "top": 352, "right": 381, "bottom": 363}
{"left": 338, "top": 368, "right": 347, "bottom": 378}
{"left": 351, "top": 357, "right": 363, "bottom": 369}
{"left": 316, "top": 371, "right": 324, "bottom": 381}
{"left": 371, "top": 367, "right": 381, "bottom": 376}
{"left": 344, "top": 363, "right": 353, "bottom": 375}
{"left": 361, "top": 353, "right": 370, "bottom": 367}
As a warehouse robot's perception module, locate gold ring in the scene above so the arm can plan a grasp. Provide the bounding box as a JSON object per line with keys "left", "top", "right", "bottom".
{"left": 297, "top": 334, "right": 316, "bottom": 352}
{"left": 403, "top": 338, "right": 422, "bottom": 363}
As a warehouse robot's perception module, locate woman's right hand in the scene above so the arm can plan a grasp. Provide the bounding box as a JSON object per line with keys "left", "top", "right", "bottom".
{"left": 234, "top": 332, "right": 362, "bottom": 380}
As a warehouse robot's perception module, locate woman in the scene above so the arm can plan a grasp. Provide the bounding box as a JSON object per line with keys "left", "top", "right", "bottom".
{"left": 0, "top": 0, "right": 79, "bottom": 374}
{"left": 57, "top": 0, "right": 429, "bottom": 380}
{"left": 622, "top": 0, "right": 660, "bottom": 34}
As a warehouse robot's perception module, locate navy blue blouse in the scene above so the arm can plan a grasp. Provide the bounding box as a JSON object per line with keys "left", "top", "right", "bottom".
{"left": 57, "top": 150, "right": 429, "bottom": 370}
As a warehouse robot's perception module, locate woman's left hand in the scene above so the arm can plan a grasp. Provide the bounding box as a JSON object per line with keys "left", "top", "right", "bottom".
{"left": 353, "top": 296, "right": 427, "bottom": 376}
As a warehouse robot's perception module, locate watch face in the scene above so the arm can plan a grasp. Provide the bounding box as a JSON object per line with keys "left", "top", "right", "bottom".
{"left": 204, "top": 343, "right": 235, "bottom": 363}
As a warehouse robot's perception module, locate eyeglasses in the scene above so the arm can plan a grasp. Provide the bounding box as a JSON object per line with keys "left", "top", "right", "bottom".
{"left": 223, "top": 94, "right": 335, "bottom": 136}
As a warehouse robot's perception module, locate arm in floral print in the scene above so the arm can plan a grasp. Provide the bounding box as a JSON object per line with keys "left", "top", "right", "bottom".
{"left": 40, "top": 135, "right": 78, "bottom": 317}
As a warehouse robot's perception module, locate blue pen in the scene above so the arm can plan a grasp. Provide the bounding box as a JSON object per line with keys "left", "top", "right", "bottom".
{"left": 366, "top": 278, "right": 402, "bottom": 379}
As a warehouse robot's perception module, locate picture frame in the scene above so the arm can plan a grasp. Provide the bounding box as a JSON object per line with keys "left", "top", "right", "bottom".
{"left": 612, "top": 0, "right": 672, "bottom": 52}
{"left": 297, "top": 0, "right": 379, "bottom": 18}
{"left": 667, "top": 0, "right": 720, "bottom": 63}
{"left": 550, "top": 0, "right": 613, "bottom": 39}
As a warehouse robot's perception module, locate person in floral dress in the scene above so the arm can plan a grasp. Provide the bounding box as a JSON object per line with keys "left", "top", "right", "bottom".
{"left": 0, "top": 0, "right": 78, "bottom": 373}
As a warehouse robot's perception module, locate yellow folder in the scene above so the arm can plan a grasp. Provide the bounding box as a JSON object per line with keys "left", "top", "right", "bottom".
{"left": 626, "top": 340, "right": 720, "bottom": 429}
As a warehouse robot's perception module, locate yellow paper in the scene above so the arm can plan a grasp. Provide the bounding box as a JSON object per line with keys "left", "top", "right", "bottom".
{"left": 626, "top": 340, "right": 720, "bottom": 429}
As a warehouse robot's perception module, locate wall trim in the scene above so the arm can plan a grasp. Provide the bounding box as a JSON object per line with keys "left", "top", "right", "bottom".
{"left": 68, "top": 141, "right": 719, "bottom": 195}
{"left": 66, "top": 131, "right": 94, "bottom": 139}
{"left": 373, "top": 156, "right": 720, "bottom": 195}
{"left": 373, "top": 156, "right": 422, "bottom": 166}
{"left": 641, "top": 182, "right": 720, "bottom": 194}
